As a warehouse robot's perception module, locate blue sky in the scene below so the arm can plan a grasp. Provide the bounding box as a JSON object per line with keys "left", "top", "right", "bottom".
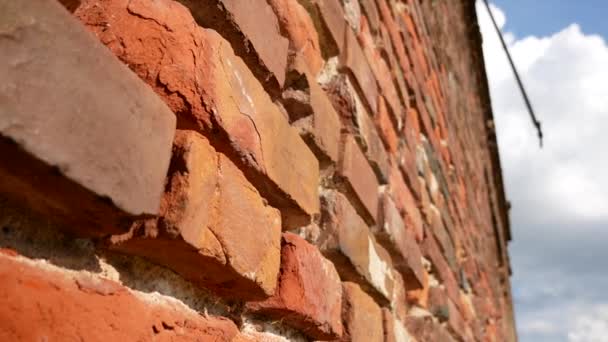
{"left": 477, "top": 2, "right": 608, "bottom": 341}
{"left": 492, "top": 0, "right": 608, "bottom": 39}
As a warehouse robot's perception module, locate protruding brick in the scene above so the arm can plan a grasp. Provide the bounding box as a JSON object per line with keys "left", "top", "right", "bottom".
{"left": 77, "top": 0, "right": 319, "bottom": 228}
{"left": 338, "top": 135, "right": 380, "bottom": 224}
{"left": 323, "top": 75, "right": 390, "bottom": 181}
{"left": 0, "top": 0, "right": 175, "bottom": 237}
{"left": 340, "top": 28, "right": 379, "bottom": 114}
{"left": 283, "top": 56, "right": 342, "bottom": 164}
{"left": 320, "top": 191, "right": 395, "bottom": 304}
{"left": 267, "top": 0, "right": 324, "bottom": 76}
{"left": 109, "top": 131, "right": 281, "bottom": 300}
{"left": 246, "top": 233, "right": 343, "bottom": 340}
{"left": 376, "top": 96, "right": 401, "bottom": 154}
{"left": 379, "top": 22, "right": 411, "bottom": 107}
{"left": 341, "top": 282, "right": 384, "bottom": 342}
{"left": 429, "top": 204, "right": 457, "bottom": 269}
{"left": 376, "top": 191, "right": 426, "bottom": 290}
{"left": 0, "top": 253, "right": 239, "bottom": 341}
{"left": 299, "top": 0, "right": 347, "bottom": 57}
{"left": 421, "top": 236, "right": 461, "bottom": 308}
{"left": 389, "top": 166, "right": 424, "bottom": 241}
{"left": 358, "top": 16, "right": 402, "bottom": 120}
{"left": 360, "top": 0, "right": 381, "bottom": 34}
{"left": 178, "top": 0, "right": 289, "bottom": 96}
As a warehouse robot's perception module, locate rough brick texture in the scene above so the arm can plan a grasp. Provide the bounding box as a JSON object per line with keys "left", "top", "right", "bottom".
{"left": 0, "top": 0, "right": 516, "bottom": 341}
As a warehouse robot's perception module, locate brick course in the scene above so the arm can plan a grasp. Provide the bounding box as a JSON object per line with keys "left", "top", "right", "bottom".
{"left": 0, "top": 0, "right": 516, "bottom": 340}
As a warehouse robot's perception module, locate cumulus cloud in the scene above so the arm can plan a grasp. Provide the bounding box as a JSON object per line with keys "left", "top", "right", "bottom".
{"left": 569, "top": 305, "right": 608, "bottom": 342}
{"left": 476, "top": 2, "right": 608, "bottom": 341}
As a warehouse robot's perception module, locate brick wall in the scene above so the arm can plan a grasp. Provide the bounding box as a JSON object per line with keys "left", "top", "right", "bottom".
{"left": 0, "top": 0, "right": 516, "bottom": 341}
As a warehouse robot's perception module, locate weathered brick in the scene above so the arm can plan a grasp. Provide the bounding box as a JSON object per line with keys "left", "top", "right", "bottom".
{"left": 320, "top": 191, "right": 395, "bottom": 304}
{"left": 379, "top": 21, "right": 410, "bottom": 108}
{"left": 358, "top": 16, "right": 402, "bottom": 121}
{"left": 77, "top": 0, "right": 319, "bottom": 228}
{"left": 429, "top": 204, "right": 457, "bottom": 269}
{"left": 340, "top": 28, "right": 379, "bottom": 114}
{"left": 382, "top": 309, "right": 417, "bottom": 342}
{"left": 447, "top": 298, "right": 467, "bottom": 338}
{"left": 360, "top": 0, "right": 381, "bottom": 34}
{"left": 339, "top": 135, "right": 380, "bottom": 224}
{"left": 377, "top": 0, "right": 413, "bottom": 87}
{"left": 267, "top": 0, "right": 324, "bottom": 76}
{"left": 376, "top": 96, "right": 401, "bottom": 154}
{"left": 0, "top": 0, "right": 175, "bottom": 237}
{"left": 375, "top": 191, "right": 426, "bottom": 290}
{"left": 109, "top": 131, "right": 281, "bottom": 300}
{"left": 178, "top": 0, "right": 289, "bottom": 96}
{"left": 283, "top": 56, "right": 342, "bottom": 164}
{"left": 246, "top": 233, "right": 343, "bottom": 340}
{"left": 323, "top": 75, "right": 390, "bottom": 181}
{"left": 421, "top": 235, "right": 461, "bottom": 308}
{"left": 0, "top": 253, "right": 239, "bottom": 341}
{"left": 299, "top": 0, "right": 347, "bottom": 57}
{"left": 389, "top": 165, "right": 424, "bottom": 241}
{"left": 341, "top": 282, "right": 384, "bottom": 342}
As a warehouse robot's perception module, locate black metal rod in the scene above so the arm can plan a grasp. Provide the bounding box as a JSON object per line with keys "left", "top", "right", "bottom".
{"left": 482, "top": 0, "right": 543, "bottom": 147}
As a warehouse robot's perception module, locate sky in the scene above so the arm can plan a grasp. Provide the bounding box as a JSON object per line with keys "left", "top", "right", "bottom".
{"left": 476, "top": 1, "right": 608, "bottom": 342}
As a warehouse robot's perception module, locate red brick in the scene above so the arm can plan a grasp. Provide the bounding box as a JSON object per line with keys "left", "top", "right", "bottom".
{"left": 178, "top": 0, "right": 289, "bottom": 96}
{"left": 376, "top": 96, "right": 400, "bottom": 154}
{"left": 0, "top": 0, "right": 175, "bottom": 237}
{"left": 267, "top": 0, "right": 324, "bottom": 76}
{"left": 377, "top": 0, "right": 413, "bottom": 85}
{"left": 341, "top": 282, "right": 384, "bottom": 342}
{"left": 77, "top": 0, "right": 319, "bottom": 228}
{"left": 379, "top": 21, "right": 410, "bottom": 108}
{"left": 340, "top": 28, "right": 379, "bottom": 113}
{"left": 360, "top": 0, "right": 381, "bottom": 34}
{"left": 0, "top": 254, "right": 239, "bottom": 341}
{"left": 376, "top": 191, "right": 425, "bottom": 290}
{"left": 320, "top": 191, "right": 396, "bottom": 304}
{"left": 429, "top": 204, "right": 457, "bottom": 269}
{"left": 398, "top": 143, "right": 423, "bottom": 201}
{"left": 299, "top": 0, "right": 347, "bottom": 57}
{"left": 356, "top": 99, "right": 391, "bottom": 183}
{"left": 447, "top": 298, "right": 468, "bottom": 340}
{"left": 358, "top": 16, "right": 402, "bottom": 120}
{"left": 283, "top": 56, "right": 342, "bottom": 164}
{"left": 389, "top": 165, "right": 424, "bottom": 241}
{"left": 323, "top": 75, "right": 390, "bottom": 181}
{"left": 421, "top": 235, "right": 461, "bottom": 309}
{"left": 246, "top": 233, "right": 343, "bottom": 340}
{"left": 406, "top": 107, "right": 422, "bottom": 146}
{"left": 339, "top": 135, "right": 380, "bottom": 224}
{"left": 110, "top": 131, "right": 281, "bottom": 300}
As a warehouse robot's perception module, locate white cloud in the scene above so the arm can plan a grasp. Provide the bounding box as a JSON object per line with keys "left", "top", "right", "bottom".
{"left": 569, "top": 304, "right": 608, "bottom": 342}
{"left": 476, "top": 2, "right": 608, "bottom": 226}
{"left": 476, "top": 2, "right": 608, "bottom": 341}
